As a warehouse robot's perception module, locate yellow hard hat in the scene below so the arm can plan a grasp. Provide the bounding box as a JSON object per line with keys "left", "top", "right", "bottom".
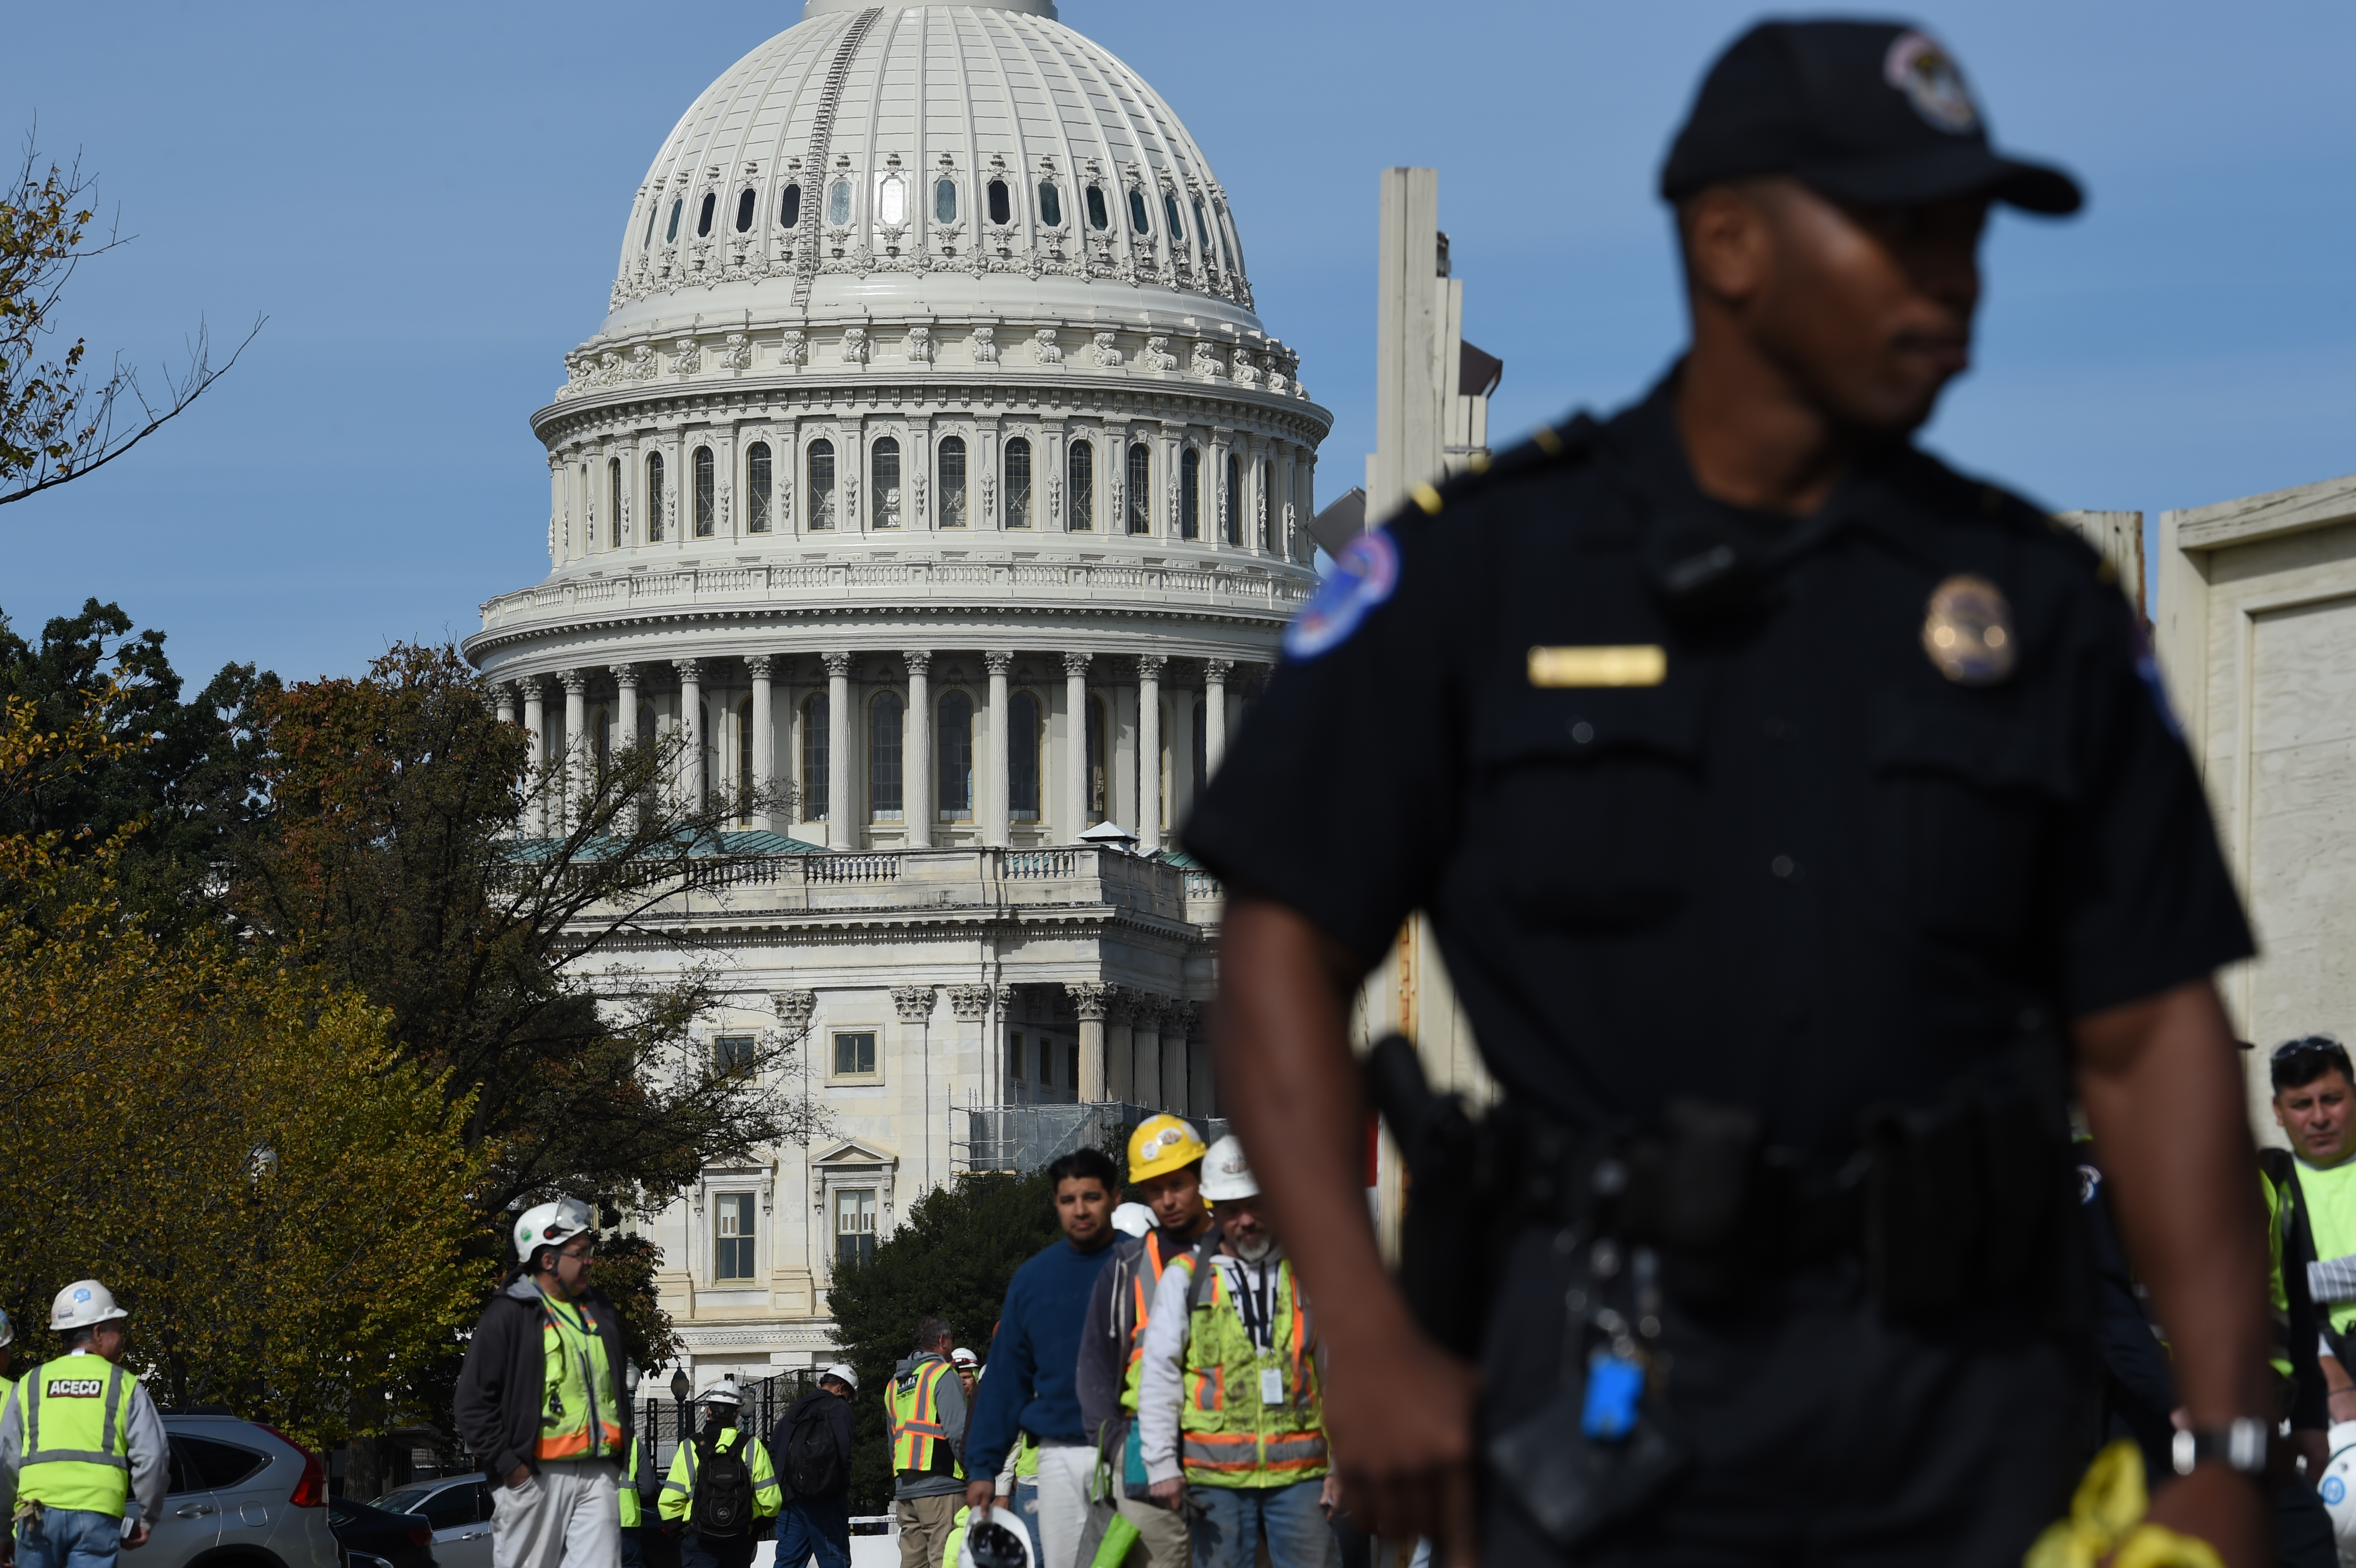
{"left": 1127, "top": 1115, "right": 1208, "bottom": 1184}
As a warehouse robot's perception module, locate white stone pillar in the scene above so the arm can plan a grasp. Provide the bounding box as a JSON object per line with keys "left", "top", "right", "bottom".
{"left": 1106, "top": 991, "right": 1135, "bottom": 1104}
{"left": 1069, "top": 983, "right": 1110, "bottom": 1103}
{"left": 1137, "top": 654, "right": 1165, "bottom": 855}
{"left": 984, "top": 651, "right": 1012, "bottom": 848}
{"left": 825, "top": 652, "right": 852, "bottom": 849}
{"left": 559, "top": 668, "right": 588, "bottom": 830}
{"left": 1163, "top": 1002, "right": 1194, "bottom": 1115}
{"left": 893, "top": 986, "right": 938, "bottom": 1192}
{"left": 522, "top": 676, "right": 547, "bottom": 837}
{"left": 610, "top": 664, "right": 640, "bottom": 831}
{"left": 675, "top": 659, "right": 704, "bottom": 813}
{"left": 747, "top": 655, "right": 775, "bottom": 831}
{"left": 1132, "top": 998, "right": 1163, "bottom": 1113}
{"left": 904, "top": 652, "right": 933, "bottom": 849}
{"left": 496, "top": 685, "right": 517, "bottom": 727}
{"left": 1204, "top": 659, "right": 1232, "bottom": 779}
{"left": 1063, "top": 652, "right": 1091, "bottom": 837}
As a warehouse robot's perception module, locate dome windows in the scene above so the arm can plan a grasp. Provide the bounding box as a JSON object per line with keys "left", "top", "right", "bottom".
{"left": 1003, "top": 437, "right": 1033, "bottom": 528}
{"left": 693, "top": 446, "right": 716, "bottom": 536}
{"left": 1037, "top": 182, "right": 1062, "bottom": 228}
{"left": 734, "top": 189, "right": 756, "bottom": 233}
{"left": 870, "top": 691, "right": 904, "bottom": 822}
{"left": 807, "top": 439, "right": 836, "bottom": 530}
{"left": 1085, "top": 184, "right": 1109, "bottom": 231}
{"left": 934, "top": 179, "right": 958, "bottom": 224}
{"left": 1127, "top": 187, "right": 1150, "bottom": 235}
{"left": 1224, "top": 453, "right": 1241, "bottom": 545}
{"left": 1125, "top": 443, "right": 1151, "bottom": 533}
{"left": 986, "top": 178, "right": 1011, "bottom": 226}
{"left": 645, "top": 451, "right": 666, "bottom": 541}
{"left": 1180, "top": 448, "right": 1201, "bottom": 539}
{"left": 696, "top": 191, "right": 717, "bottom": 238}
{"left": 938, "top": 691, "right": 974, "bottom": 822}
{"left": 938, "top": 436, "right": 968, "bottom": 528}
{"left": 747, "top": 443, "right": 772, "bottom": 534}
{"left": 643, "top": 206, "right": 658, "bottom": 250}
{"left": 1193, "top": 199, "right": 1212, "bottom": 253}
{"left": 827, "top": 180, "right": 852, "bottom": 226}
{"left": 872, "top": 436, "right": 902, "bottom": 529}
{"left": 877, "top": 173, "right": 908, "bottom": 227}
{"left": 1067, "top": 441, "right": 1093, "bottom": 532}
{"left": 780, "top": 183, "right": 802, "bottom": 229}
{"left": 665, "top": 199, "right": 683, "bottom": 244}
{"left": 607, "top": 457, "right": 622, "bottom": 546}
{"left": 1163, "top": 193, "right": 1186, "bottom": 250}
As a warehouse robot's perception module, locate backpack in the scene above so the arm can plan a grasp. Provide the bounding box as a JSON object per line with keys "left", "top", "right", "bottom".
{"left": 690, "top": 1429, "right": 756, "bottom": 1539}
{"left": 785, "top": 1403, "right": 844, "bottom": 1499}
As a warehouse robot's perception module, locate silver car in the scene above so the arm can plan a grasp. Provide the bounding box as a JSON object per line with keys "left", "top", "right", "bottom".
{"left": 369, "top": 1475, "right": 493, "bottom": 1568}
{"left": 147, "top": 1415, "right": 338, "bottom": 1568}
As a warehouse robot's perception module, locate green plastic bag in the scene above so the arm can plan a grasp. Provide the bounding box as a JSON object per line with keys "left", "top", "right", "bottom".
{"left": 1090, "top": 1512, "right": 1141, "bottom": 1568}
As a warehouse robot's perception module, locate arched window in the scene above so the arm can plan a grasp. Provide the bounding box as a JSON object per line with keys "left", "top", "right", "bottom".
{"left": 807, "top": 439, "right": 836, "bottom": 530}
{"left": 1258, "top": 458, "right": 1272, "bottom": 551}
{"left": 1009, "top": 690, "right": 1041, "bottom": 821}
{"left": 828, "top": 179, "right": 852, "bottom": 226}
{"left": 607, "top": 457, "right": 622, "bottom": 547}
{"left": 870, "top": 691, "right": 904, "bottom": 821}
{"left": 1164, "top": 192, "right": 1186, "bottom": 248}
{"left": 697, "top": 191, "right": 717, "bottom": 238}
{"left": 801, "top": 692, "right": 829, "bottom": 821}
{"left": 1004, "top": 438, "right": 1033, "bottom": 529}
{"left": 1180, "top": 448, "right": 1201, "bottom": 540}
{"left": 938, "top": 690, "right": 973, "bottom": 822}
{"left": 665, "top": 198, "right": 683, "bottom": 243}
{"left": 878, "top": 173, "right": 908, "bottom": 225}
{"left": 747, "top": 442, "right": 772, "bottom": 534}
{"left": 939, "top": 436, "right": 968, "bottom": 527}
{"left": 1127, "top": 187, "right": 1150, "bottom": 235}
{"left": 986, "top": 178, "right": 1011, "bottom": 225}
{"left": 693, "top": 446, "right": 716, "bottom": 537}
{"left": 643, "top": 204, "right": 658, "bottom": 250}
{"left": 935, "top": 179, "right": 958, "bottom": 223}
{"left": 1085, "top": 185, "right": 1110, "bottom": 230}
{"left": 1087, "top": 694, "right": 1110, "bottom": 823}
{"left": 780, "top": 183, "right": 802, "bottom": 229}
{"left": 646, "top": 451, "right": 666, "bottom": 542}
{"left": 872, "top": 436, "right": 901, "bottom": 529}
{"left": 736, "top": 696, "right": 754, "bottom": 821}
{"left": 735, "top": 188, "right": 757, "bottom": 233}
{"left": 1193, "top": 199, "right": 1211, "bottom": 252}
{"left": 1224, "top": 453, "right": 1241, "bottom": 545}
{"left": 701, "top": 701, "right": 716, "bottom": 808}
{"left": 1067, "top": 441, "right": 1093, "bottom": 532}
{"left": 1037, "top": 182, "right": 1062, "bottom": 227}
{"left": 1126, "top": 443, "right": 1151, "bottom": 534}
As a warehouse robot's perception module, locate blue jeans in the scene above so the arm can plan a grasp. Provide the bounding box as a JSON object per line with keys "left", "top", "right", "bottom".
{"left": 774, "top": 1497, "right": 850, "bottom": 1568}
{"left": 1011, "top": 1477, "right": 1044, "bottom": 1568}
{"left": 1187, "top": 1481, "right": 1334, "bottom": 1568}
{"left": 16, "top": 1509, "right": 121, "bottom": 1568}
{"left": 620, "top": 1526, "right": 644, "bottom": 1568}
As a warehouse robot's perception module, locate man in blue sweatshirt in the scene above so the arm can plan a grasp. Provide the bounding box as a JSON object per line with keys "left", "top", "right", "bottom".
{"left": 965, "top": 1149, "right": 1122, "bottom": 1568}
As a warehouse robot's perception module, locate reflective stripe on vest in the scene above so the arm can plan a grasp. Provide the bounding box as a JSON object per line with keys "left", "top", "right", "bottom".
{"left": 1119, "top": 1233, "right": 1172, "bottom": 1415}
{"left": 538, "top": 1298, "right": 621, "bottom": 1460}
{"left": 887, "top": 1360, "right": 963, "bottom": 1479}
{"left": 618, "top": 1435, "right": 644, "bottom": 1527}
{"left": 1176, "top": 1258, "right": 1327, "bottom": 1487}
{"left": 20, "top": 1358, "right": 134, "bottom": 1516}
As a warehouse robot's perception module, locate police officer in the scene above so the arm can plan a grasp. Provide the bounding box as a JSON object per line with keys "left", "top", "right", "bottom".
{"left": 0, "top": 1281, "right": 168, "bottom": 1568}
{"left": 1184, "top": 19, "right": 2272, "bottom": 1568}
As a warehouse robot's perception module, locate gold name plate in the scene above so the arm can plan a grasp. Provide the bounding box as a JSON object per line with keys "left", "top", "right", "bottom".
{"left": 1527, "top": 645, "right": 1668, "bottom": 688}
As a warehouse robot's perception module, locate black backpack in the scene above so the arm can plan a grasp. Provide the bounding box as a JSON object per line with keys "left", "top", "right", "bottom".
{"left": 785, "top": 1404, "right": 845, "bottom": 1498}
{"left": 690, "top": 1430, "right": 756, "bottom": 1539}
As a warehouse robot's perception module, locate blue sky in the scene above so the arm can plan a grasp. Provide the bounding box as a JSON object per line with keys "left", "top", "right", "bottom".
{"left": 7, "top": 2, "right": 2356, "bottom": 686}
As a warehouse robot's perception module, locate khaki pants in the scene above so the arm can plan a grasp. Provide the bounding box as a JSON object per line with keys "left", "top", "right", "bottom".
{"left": 895, "top": 1493, "right": 960, "bottom": 1568}
{"left": 1114, "top": 1496, "right": 1190, "bottom": 1568}
{"left": 491, "top": 1459, "right": 622, "bottom": 1568}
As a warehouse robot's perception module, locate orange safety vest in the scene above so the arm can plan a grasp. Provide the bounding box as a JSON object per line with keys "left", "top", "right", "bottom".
{"left": 1119, "top": 1231, "right": 1175, "bottom": 1413}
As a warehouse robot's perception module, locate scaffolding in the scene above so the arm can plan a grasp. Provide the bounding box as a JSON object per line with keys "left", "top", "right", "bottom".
{"left": 952, "top": 1101, "right": 1230, "bottom": 1175}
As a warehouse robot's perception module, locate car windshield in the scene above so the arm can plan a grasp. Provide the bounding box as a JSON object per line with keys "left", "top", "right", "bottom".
{"left": 372, "top": 1487, "right": 435, "bottom": 1516}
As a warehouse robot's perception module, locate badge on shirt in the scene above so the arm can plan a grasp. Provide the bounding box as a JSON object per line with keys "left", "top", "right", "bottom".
{"left": 1527, "top": 645, "right": 1667, "bottom": 688}
{"left": 1285, "top": 529, "right": 1399, "bottom": 661}
{"left": 1259, "top": 1368, "right": 1285, "bottom": 1405}
{"left": 1921, "top": 574, "right": 2016, "bottom": 686}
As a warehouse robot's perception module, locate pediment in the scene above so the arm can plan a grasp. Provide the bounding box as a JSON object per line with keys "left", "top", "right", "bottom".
{"left": 812, "top": 1137, "right": 898, "bottom": 1167}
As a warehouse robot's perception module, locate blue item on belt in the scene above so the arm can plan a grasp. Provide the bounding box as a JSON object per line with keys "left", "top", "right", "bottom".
{"left": 1581, "top": 1351, "right": 1646, "bottom": 1441}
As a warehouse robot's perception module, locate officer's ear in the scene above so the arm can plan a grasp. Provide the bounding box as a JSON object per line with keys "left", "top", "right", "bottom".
{"left": 1679, "top": 179, "right": 1784, "bottom": 307}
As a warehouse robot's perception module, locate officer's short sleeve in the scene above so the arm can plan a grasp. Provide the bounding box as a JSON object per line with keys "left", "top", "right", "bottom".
{"left": 2052, "top": 587, "right": 2253, "bottom": 1017}
{"left": 1181, "top": 514, "right": 1461, "bottom": 966}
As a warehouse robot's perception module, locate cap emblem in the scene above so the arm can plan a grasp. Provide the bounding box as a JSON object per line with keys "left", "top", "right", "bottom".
{"left": 1921, "top": 574, "right": 2015, "bottom": 686}
{"left": 71, "top": 1289, "right": 89, "bottom": 1304}
{"left": 1884, "top": 32, "right": 1979, "bottom": 135}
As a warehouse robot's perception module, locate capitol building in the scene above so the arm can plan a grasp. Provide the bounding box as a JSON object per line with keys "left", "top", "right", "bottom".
{"left": 462, "top": 0, "right": 1330, "bottom": 1382}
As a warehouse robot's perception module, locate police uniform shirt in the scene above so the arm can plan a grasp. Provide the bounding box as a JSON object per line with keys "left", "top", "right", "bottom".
{"left": 1183, "top": 375, "right": 2253, "bottom": 1160}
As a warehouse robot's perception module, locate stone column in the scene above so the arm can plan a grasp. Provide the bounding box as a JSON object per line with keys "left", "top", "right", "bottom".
{"left": 771, "top": 989, "right": 819, "bottom": 1280}
{"left": 1069, "top": 982, "right": 1110, "bottom": 1103}
{"left": 904, "top": 652, "right": 933, "bottom": 849}
{"left": 1187, "top": 1003, "right": 1217, "bottom": 1117}
{"left": 522, "top": 676, "right": 547, "bottom": 837}
{"left": 1063, "top": 652, "right": 1092, "bottom": 838}
{"left": 1136, "top": 655, "right": 1165, "bottom": 855}
{"left": 611, "top": 664, "right": 641, "bottom": 831}
{"left": 559, "top": 669, "right": 588, "bottom": 830}
{"left": 495, "top": 685, "right": 517, "bottom": 726}
{"left": 893, "top": 985, "right": 939, "bottom": 1192}
{"left": 1131, "top": 997, "right": 1163, "bottom": 1113}
{"left": 675, "top": 659, "right": 704, "bottom": 813}
{"left": 748, "top": 655, "right": 775, "bottom": 832}
{"left": 1105, "top": 989, "right": 1135, "bottom": 1104}
{"left": 984, "top": 651, "right": 1013, "bottom": 848}
{"left": 950, "top": 984, "right": 994, "bottom": 1107}
{"left": 825, "top": 652, "right": 852, "bottom": 849}
{"left": 1204, "top": 659, "right": 1232, "bottom": 779}
{"left": 1163, "top": 1002, "right": 1195, "bottom": 1115}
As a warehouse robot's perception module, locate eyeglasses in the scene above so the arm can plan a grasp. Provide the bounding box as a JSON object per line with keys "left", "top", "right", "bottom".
{"left": 2275, "top": 1036, "right": 2348, "bottom": 1063}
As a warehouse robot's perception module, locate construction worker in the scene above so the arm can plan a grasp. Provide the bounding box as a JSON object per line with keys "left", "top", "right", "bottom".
{"left": 0, "top": 1281, "right": 168, "bottom": 1568}
{"left": 0, "top": 1310, "right": 17, "bottom": 1399}
{"left": 658, "top": 1382, "right": 780, "bottom": 1568}
{"left": 773, "top": 1364, "right": 856, "bottom": 1568}
{"left": 1079, "top": 1115, "right": 1214, "bottom": 1568}
{"left": 1136, "top": 1139, "right": 1336, "bottom": 1568}
{"left": 617, "top": 1428, "right": 649, "bottom": 1568}
{"left": 455, "top": 1196, "right": 633, "bottom": 1568}
{"left": 950, "top": 1349, "right": 979, "bottom": 1405}
{"left": 890, "top": 1317, "right": 969, "bottom": 1568}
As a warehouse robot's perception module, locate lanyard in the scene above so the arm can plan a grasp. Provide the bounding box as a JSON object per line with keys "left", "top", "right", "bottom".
{"left": 1228, "top": 1257, "right": 1276, "bottom": 1352}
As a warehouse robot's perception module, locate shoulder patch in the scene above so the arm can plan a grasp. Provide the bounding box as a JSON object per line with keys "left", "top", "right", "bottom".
{"left": 1284, "top": 528, "right": 1399, "bottom": 661}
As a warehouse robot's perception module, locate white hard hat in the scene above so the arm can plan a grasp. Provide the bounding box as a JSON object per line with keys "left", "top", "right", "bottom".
{"left": 958, "top": 1504, "right": 1035, "bottom": 1568}
{"left": 1112, "top": 1202, "right": 1155, "bottom": 1239}
{"left": 699, "top": 1379, "right": 743, "bottom": 1406}
{"left": 1198, "top": 1135, "right": 1259, "bottom": 1202}
{"left": 950, "top": 1347, "right": 978, "bottom": 1369}
{"left": 513, "top": 1197, "right": 595, "bottom": 1266}
{"left": 50, "top": 1281, "right": 128, "bottom": 1333}
{"left": 820, "top": 1362, "right": 858, "bottom": 1392}
{"left": 2321, "top": 1422, "right": 2356, "bottom": 1551}
{"left": 0, "top": 1307, "right": 15, "bottom": 1349}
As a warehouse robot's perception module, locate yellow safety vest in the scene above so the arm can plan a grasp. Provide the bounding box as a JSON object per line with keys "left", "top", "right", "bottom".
{"left": 617, "top": 1434, "right": 644, "bottom": 1527}
{"left": 888, "top": 1359, "right": 963, "bottom": 1479}
{"left": 1177, "top": 1255, "right": 1327, "bottom": 1488}
{"left": 17, "top": 1355, "right": 137, "bottom": 1516}
{"left": 1119, "top": 1232, "right": 1176, "bottom": 1416}
{"left": 537, "top": 1297, "right": 620, "bottom": 1461}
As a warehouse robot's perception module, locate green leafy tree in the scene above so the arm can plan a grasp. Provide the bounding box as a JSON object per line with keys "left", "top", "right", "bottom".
{"left": 587, "top": 1231, "right": 684, "bottom": 1378}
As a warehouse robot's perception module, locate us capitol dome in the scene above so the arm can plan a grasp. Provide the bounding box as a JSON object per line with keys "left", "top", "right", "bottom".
{"left": 462, "top": 0, "right": 1330, "bottom": 1379}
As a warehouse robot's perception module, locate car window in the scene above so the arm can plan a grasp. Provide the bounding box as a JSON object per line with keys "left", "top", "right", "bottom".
{"left": 372, "top": 1487, "right": 434, "bottom": 1516}
{"left": 175, "top": 1436, "right": 266, "bottom": 1491}
{"left": 165, "top": 1439, "right": 203, "bottom": 1497}
{"left": 416, "top": 1486, "right": 480, "bottom": 1530}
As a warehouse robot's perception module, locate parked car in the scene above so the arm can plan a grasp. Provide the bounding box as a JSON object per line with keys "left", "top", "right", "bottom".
{"left": 149, "top": 1414, "right": 337, "bottom": 1568}
{"left": 327, "top": 1496, "right": 437, "bottom": 1568}
{"left": 369, "top": 1475, "right": 492, "bottom": 1568}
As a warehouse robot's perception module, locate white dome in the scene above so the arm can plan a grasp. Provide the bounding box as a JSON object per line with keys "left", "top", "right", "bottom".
{"left": 600, "top": 0, "right": 1262, "bottom": 341}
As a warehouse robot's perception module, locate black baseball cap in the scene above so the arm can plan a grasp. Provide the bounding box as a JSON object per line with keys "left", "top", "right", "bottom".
{"left": 1661, "top": 19, "right": 2082, "bottom": 216}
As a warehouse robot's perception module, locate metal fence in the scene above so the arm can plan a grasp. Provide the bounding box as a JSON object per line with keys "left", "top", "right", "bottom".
{"left": 638, "top": 1367, "right": 824, "bottom": 1474}
{"left": 952, "top": 1102, "right": 1231, "bottom": 1176}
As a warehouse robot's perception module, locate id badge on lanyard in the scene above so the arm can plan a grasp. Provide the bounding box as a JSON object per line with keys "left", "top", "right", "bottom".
{"left": 1258, "top": 1368, "right": 1284, "bottom": 1406}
